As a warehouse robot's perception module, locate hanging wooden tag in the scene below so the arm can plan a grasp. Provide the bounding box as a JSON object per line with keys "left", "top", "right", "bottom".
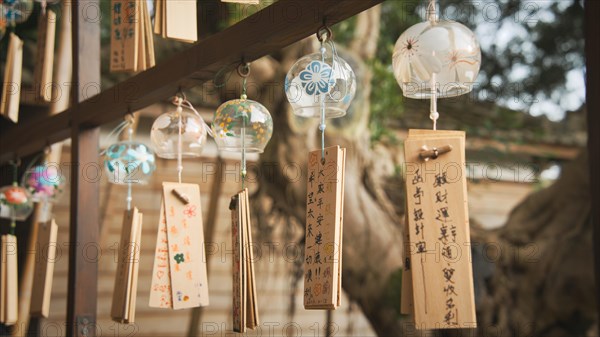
{"left": 231, "top": 188, "right": 259, "bottom": 332}
{"left": 33, "top": 9, "right": 56, "bottom": 102}
{"left": 165, "top": 0, "right": 198, "bottom": 43}
{"left": 111, "top": 208, "right": 143, "bottom": 323}
{"left": 404, "top": 129, "right": 476, "bottom": 330}
{"left": 400, "top": 212, "right": 414, "bottom": 316}
{"left": 1, "top": 33, "right": 24, "bottom": 123}
{"left": 303, "top": 145, "right": 346, "bottom": 310}
{"left": 110, "top": 0, "right": 139, "bottom": 72}
{"left": 1, "top": 234, "right": 18, "bottom": 325}
{"left": 30, "top": 220, "right": 59, "bottom": 318}
{"left": 142, "top": 0, "right": 156, "bottom": 68}
{"left": 150, "top": 183, "right": 209, "bottom": 310}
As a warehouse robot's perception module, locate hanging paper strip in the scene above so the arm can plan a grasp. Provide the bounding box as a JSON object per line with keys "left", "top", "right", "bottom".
{"left": 111, "top": 208, "right": 143, "bottom": 323}
{"left": 33, "top": 9, "right": 56, "bottom": 102}
{"left": 231, "top": 188, "right": 259, "bottom": 333}
{"left": 153, "top": 0, "right": 197, "bottom": 43}
{"left": 303, "top": 145, "right": 346, "bottom": 310}
{"left": 149, "top": 183, "right": 209, "bottom": 310}
{"left": 403, "top": 129, "right": 477, "bottom": 330}
{"left": 1, "top": 33, "right": 23, "bottom": 123}
{"left": 1, "top": 234, "right": 18, "bottom": 325}
{"left": 30, "top": 220, "right": 59, "bottom": 318}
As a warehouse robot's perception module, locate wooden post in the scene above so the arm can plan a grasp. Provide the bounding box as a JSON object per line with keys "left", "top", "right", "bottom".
{"left": 585, "top": 0, "right": 600, "bottom": 327}
{"left": 66, "top": 1, "right": 101, "bottom": 336}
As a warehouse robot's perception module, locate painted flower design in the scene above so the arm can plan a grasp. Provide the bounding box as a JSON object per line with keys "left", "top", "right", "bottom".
{"left": 183, "top": 205, "right": 197, "bottom": 218}
{"left": 104, "top": 142, "right": 155, "bottom": 184}
{"left": 2, "top": 186, "right": 28, "bottom": 205}
{"left": 393, "top": 36, "right": 442, "bottom": 83}
{"left": 24, "top": 165, "right": 63, "bottom": 201}
{"left": 299, "top": 60, "right": 335, "bottom": 96}
{"left": 125, "top": 145, "right": 156, "bottom": 175}
{"left": 446, "top": 49, "right": 480, "bottom": 83}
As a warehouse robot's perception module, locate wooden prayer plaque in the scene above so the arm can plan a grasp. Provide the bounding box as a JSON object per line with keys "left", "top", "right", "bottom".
{"left": 1, "top": 33, "right": 24, "bottom": 123}
{"left": 110, "top": 0, "right": 139, "bottom": 72}
{"left": 165, "top": 0, "right": 198, "bottom": 43}
{"left": 303, "top": 146, "right": 346, "bottom": 310}
{"left": 30, "top": 220, "right": 59, "bottom": 318}
{"left": 150, "top": 183, "right": 209, "bottom": 310}
{"left": 111, "top": 208, "right": 143, "bottom": 323}
{"left": 33, "top": 9, "right": 56, "bottom": 102}
{"left": 400, "top": 212, "right": 414, "bottom": 316}
{"left": 404, "top": 130, "right": 476, "bottom": 330}
{"left": 1, "top": 234, "right": 18, "bottom": 325}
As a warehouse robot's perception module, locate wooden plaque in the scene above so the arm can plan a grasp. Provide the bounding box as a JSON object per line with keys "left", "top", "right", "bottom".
{"left": 30, "top": 220, "right": 59, "bottom": 318}
{"left": 404, "top": 129, "right": 476, "bottom": 330}
{"left": 303, "top": 146, "right": 346, "bottom": 310}
{"left": 110, "top": 0, "right": 139, "bottom": 72}
{"left": 165, "top": 0, "right": 198, "bottom": 43}
{"left": 1, "top": 33, "right": 24, "bottom": 123}
{"left": 149, "top": 198, "right": 173, "bottom": 308}
{"left": 1, "top": 234, "right": 18, "bottom": 325}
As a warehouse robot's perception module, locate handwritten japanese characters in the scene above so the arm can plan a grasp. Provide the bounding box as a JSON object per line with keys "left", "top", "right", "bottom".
{"left": 110, "top": 0, "right": 155, "bottom": 73}
{"left": 304, "top": 146, "right": 346, "bottom": 310}
{"left": 149, "top": 183, "right": 209, "bottom": 310}
{"left": 111, "top": 208, "right": 143, "bottom": 323}
{"left": 231, "top": 189, "right": 259, "bottom": 332}
{"left": 403, "top": 130, "right": 476, "bottom": 330}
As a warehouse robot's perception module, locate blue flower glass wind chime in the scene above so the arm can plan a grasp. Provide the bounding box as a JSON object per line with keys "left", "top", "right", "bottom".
{"left": 395, "top": 0, "right": 482, "bottom": 330}
{"left": 285, "top": 25, "right": 355, "bottom": 310}
{"left": 212, "top": 63, "right": 273, "bottom": 333}
{"left": 101, "top": 113, "right": 156, "bottom": 323}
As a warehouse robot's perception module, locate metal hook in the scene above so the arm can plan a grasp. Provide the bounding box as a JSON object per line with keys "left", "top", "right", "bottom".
{"left": 237, "top": 62, "right": 251, "bottom": 78}
{"left": 419, "top": 145, "right": 453, "bottom": 161}
{"left": 317, "top": 24, "right": 333, "bottom": 43}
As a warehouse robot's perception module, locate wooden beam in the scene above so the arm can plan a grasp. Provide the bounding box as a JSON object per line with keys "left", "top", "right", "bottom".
{"left": 66, "top": 0, "right": 101, "bottom": 336}
{"left": 0, "top": 0, "right": 383, "bottom": 164}
{"left": 585, "top": 0, "right": 600, "bottom": 327}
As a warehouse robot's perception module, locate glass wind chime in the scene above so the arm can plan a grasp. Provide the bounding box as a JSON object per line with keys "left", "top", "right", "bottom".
{"left": 0, "top": 0, "right": 34, "bottom": 38}
{"left": 148, "top": 94, "right": 210, "bottom": 311}
{"left": 102, "top": 114, "right": 156, "bottom": 324}
{"left": 212, "top": 63, "right": 272, "bottom": 332}
{"left": 0, "top": 160, "right": 33, "bottom": 325}
{"left": 396, "top": 0, "right": 481, "bottom": 330}
{"left": 285, "top": 26, "right": 354, "bottom": 310}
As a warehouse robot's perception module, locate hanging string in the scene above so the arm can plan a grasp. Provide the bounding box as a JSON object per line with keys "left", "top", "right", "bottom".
{"left": 98, "top": 118, "right": 134, "bottom": 156}
{"left": 428, "top": 0, "right": 440, "bottom": 130}
{"left": 8, "top": 160, "right": 20, "bottom": 235}
{"left": 238, "top": 63, "right": 250, "bottom": 190}
{"left": 175, "top": 95, "right": 184, "bottom": 184}
{"left": 125, "top": 118, "right": 134, "bottom": 211}
{"left": 317, "top": 26, "right": 332, "bottom": 163}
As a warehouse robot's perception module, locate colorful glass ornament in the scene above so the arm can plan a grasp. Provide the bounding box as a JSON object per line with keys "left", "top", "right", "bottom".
{"left": 0, "top": 184, "right": 33, "bottom": 221}
{"left": 392, "top": 8, "right": 481, "bottom": 99}
{"left": 21, "top": 164, "right": 65, "bottom": 203}
{"left": 285, "top": 39, "right": 356, "bottom": 119}
{"left": 150, "top": 103, "right": 208, "bottom": 159}
{"left": 104, "top": 141, "right": 156, "bottom": 185}
{"left": 213, "top": 98, "right": 273, "bottom": 153}
{"left": 0, "top": 0, "right": 34, "bottom": 25}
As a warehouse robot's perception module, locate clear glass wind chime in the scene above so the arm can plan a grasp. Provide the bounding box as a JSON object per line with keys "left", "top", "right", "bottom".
{"left": 0, "top": 160, "right": 34, "bottom": 232}
{"left": 392, "top": 0, "right": 481, "bottom": 129}
{"left": 285, "top": 25, "right": 355, "bottom": 310}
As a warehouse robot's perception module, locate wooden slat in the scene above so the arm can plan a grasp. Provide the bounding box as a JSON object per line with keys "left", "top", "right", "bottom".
{"left": 66, "top": 0, "right": 101, "bottom": 336}
{"left": 585, "top": 0, "right": 600, "bottom": 327}
{"left": 0, "top": 0, "right": 383, "bottom": 164}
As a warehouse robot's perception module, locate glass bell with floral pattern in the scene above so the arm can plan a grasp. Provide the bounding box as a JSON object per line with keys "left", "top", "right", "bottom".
{"left": 285, "top": 37, "right": 356, "bottom": 119}
{"left": 0, "top": 184, "right": 33, "bottom": 221}
{"left": 213, "top": 98, "right": 273, "bottom": 153}
{"left": 104, "top": 140, "right": 156, "bottom": 185}
{"left": 22, "top": 164, "right": 65, "bottom": 203}
{"left": 392, "top": 3, "right": 481, "bottom": 99}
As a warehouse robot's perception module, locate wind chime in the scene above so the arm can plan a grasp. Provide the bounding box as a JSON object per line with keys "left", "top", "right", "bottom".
{"left": 285, "top": 25, "right": 355, "bottom": 310}
{"left": 212, "top": 63, "right": 272, "bottom": 332}
{"left": 21, "top": 147, "right": 65, "bottom": 318}
{"left": 148, "top": 94, "right": 210, "bottom": 311}
{"left": 102, "top": 114, "right": 156, "bottom": 323}
{"left": 0, "top": 160, "right": 34, "bottom": 325}
{"left": 395, "top": 0, "right": 480, "bottom": 329}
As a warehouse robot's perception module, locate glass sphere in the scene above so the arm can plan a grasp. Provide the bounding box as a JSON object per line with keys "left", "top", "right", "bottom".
{"left": 0, "top": 185, "right": 34, "bottom": 221}
{"left": 212, "top": 99, "right": 273, "bottom": 153}
{"left": 151, "top": 109, "right": 207, "bottom": 159}
{"left": 392, "top": 20, "right": 481, "bottom": 99}
{"left": 104, "top": 141, "right": 156, "bottom": 185}
{"left": 22, "top": 164, "right": 65, "bottom": 203}
{"left": 285, "top": 53, "right": 357, "bottom": 119}
{"left": 0, "top": 0, "right": 34, "bottom": 24}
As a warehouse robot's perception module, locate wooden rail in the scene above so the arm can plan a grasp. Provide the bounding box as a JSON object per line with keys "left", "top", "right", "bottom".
{"left": 0, "top": 0, "right": 383, "bottom": 164}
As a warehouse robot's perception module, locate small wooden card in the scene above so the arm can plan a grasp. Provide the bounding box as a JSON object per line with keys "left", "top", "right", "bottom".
{"left": 30, "top": 220, "right": 59, "bottom": 318}
{"left": 1, "top": 234, "right": 18, "bottom": 325}
{"left": 149, "top": 183, "right": 209, "bottom": 310}
{"left": 1, "top": 33, "right": 24, "bottom": 123}
{"left": 303, "top": 146, "right": 346, "bottom": 310}
{"left": 110, "top": 0, "right": 155, "bottom": 73}
{"left": 111, "top": 208, "right": 143, "bottom": 323}
{"left": 33, "top": 9, "right": 56, "bottom": 102}
{"left": 231, "top": 189, "right": 259, "bottom": 333}
{"left": 403, "top": 129, "right": 476, "bottom": 330}
{"left": 153, "top": 0, "right": 197, "bottom": 43}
